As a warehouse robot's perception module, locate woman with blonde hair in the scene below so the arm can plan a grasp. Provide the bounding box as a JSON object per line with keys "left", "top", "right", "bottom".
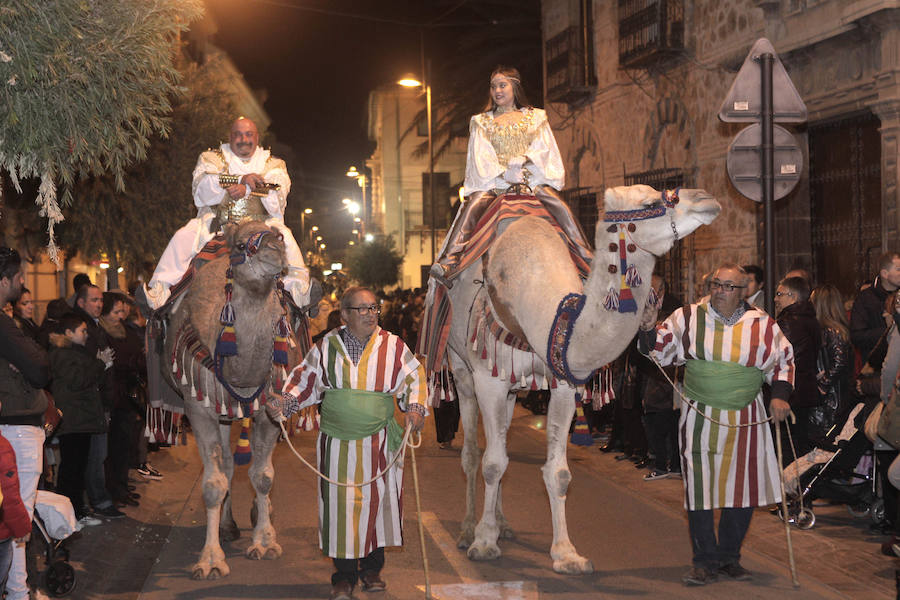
{"left": 809, "top": 284, "right": 851, "bottom": 442}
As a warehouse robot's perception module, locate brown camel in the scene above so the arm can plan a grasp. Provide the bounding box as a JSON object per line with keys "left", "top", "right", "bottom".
{"left": 163, "top": 219, "right": 299, "bottom": 579}
{"left": 443, "top": 185, "right": 720, "bottom": 573}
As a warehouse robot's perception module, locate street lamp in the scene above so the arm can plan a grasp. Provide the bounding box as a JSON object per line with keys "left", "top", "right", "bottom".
{"left": 398, "top": 73, "right": 435, "bottom": 263}
{"left": 346, "top": 165, "right": 368, "bottom": 226}
{"left": 300, "top": 208, "right": 312, "bottom": 250}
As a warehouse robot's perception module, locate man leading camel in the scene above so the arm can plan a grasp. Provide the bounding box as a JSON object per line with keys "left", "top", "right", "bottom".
{"left": 638, "top": 263, "right": 794, "bottom": 585}
{"left": 144, "top": 117, "right": 310, "bottom": 310}
{"left": 279, "top": 287, "right": 426, "bottom": 600}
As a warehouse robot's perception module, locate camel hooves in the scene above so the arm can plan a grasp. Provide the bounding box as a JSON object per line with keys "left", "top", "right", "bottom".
{"left": 191, "top": 562, "right": 230, "bottom": 580}
{"left": 552, "top": 556, "right": 594, "bottom": 575}
{"left": 499, "top": 525, "right": 515, "bottom": 540}
{"left": 457, "top": 530, "right": 474, "bottom": 549}
{"left": 466, "top": 541, "right": 501, "bottom": 561}
{"left": 246, "top": 542, "right": 282, "bottom": 561}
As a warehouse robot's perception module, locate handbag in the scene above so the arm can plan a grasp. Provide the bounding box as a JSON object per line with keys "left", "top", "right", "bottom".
{"left": 41, "top": 390, "right": 62, "bottom": 437}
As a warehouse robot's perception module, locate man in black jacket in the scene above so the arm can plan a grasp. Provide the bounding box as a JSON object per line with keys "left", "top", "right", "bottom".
{"left": 0, "top": 247, "right": 50, "bottom": 600}
{"left": 850, "top": 252, "right": 900, "bottom": 369}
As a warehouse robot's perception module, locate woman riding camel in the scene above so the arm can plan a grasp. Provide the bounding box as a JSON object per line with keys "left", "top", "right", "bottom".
{"left": 430, "top": 66, "right": 591, "bottom": 287}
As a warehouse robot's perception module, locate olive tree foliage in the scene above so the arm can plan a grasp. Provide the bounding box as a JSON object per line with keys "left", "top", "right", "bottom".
{"left": 346, "top": 235, "right": 404, "bottom": 290}
{"left": 58, "top": 56, "right": 238, "bottom": 274}
{"left": 0, "top": 0, "right": 204, "bottom": 261}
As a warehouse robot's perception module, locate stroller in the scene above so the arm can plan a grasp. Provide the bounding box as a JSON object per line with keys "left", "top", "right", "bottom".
{"left": 28, "top": 490, "right": 77, "bottom": 596}
{"left": 780, "top": 402, "right": 884, "bottom": 529}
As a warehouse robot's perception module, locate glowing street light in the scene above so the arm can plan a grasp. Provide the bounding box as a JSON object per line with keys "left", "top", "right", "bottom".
{"left": 398, "top": 72, "right": 435, "bottom": 262}
{"left": 300, "top": 207, "right": 313, "bottom": 250}
{"left": 364, "top": 233, "right": 374, "bottom": 243}
{"left": 346, "top": 201, "right": 360, "bottom": 215}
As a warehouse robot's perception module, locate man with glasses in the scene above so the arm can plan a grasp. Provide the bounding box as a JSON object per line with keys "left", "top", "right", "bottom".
{"left": 0, "top": 248, "right": 50, "bottom": 600}
{"left": 638, "top": 263, "right": 793, "bottom": 586}
{"left": 279, "top": 286, "right": 426, "bottom": 600}
{"left": 774, "top": 276, "right": 822, "bottom": 458}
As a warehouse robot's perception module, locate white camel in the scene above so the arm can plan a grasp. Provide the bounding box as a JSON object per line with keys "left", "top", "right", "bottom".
{"left": 443, "top": 184, "right": 721, "bottom": 573}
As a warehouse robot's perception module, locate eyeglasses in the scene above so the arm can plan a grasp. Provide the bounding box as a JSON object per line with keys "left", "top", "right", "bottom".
{"left": 775, "top": 290, "right": 794, "bottom": 297}
{"left": 709, "top": 281, "right": 745, "bottom": 292}
{"left": 346, "top": 305, "right": 380, "bottom": 316}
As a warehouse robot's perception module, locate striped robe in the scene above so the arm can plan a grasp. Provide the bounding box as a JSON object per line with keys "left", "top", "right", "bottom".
{"left": 282, "top": 326, "right": 426, "bottom": 559}
{"left": 650, "top": 303, "right": 795, "bottom": 510}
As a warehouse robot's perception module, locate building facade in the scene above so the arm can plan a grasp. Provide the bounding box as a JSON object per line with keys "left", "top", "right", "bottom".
{"left": 366, "top": 86, "right": 467, "bottom": 289}
{"left": 542, "top": 0, "right": 900, "bottom": 301}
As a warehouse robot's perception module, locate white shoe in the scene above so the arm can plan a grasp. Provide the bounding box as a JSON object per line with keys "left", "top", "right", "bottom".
{"left": 77, "top": 515, "right": 102, "bottom": 527}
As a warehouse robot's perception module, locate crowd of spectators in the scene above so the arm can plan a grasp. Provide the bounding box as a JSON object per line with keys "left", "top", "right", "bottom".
{"left": 3, "top": 276, "right": 164, "bottom": 532}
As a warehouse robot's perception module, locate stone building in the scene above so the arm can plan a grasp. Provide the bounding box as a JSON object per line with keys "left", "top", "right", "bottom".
{"left": 541, "top": 0, "right": 900, "bottom": 301}
{"left": 366, "top": 86, "right": 467, "bottom": 289}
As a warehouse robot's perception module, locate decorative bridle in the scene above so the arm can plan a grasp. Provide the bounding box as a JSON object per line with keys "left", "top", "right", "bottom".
{"left": 545, "top": 189, "right": 679, "bottom": 383}
{"left": 214, "top": 229, "right": 292, "bottom": 406}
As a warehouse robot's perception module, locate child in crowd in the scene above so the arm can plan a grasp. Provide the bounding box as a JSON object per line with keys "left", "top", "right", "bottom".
{"left": 49, "top": 314, "right": 113, "bottom": 525}
{"left": 0, "top": 404, "right": 32, "bottom": 595}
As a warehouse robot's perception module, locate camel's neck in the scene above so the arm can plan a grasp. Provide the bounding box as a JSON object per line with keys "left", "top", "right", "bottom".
{"left": 565, "top": 223, "right": 657, "bottom": 378}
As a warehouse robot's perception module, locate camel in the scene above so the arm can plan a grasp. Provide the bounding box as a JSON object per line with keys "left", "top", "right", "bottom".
{"left": 443, "top": 184, "right": 720, "bottom": 573}
{"left": 162, "top": 219, "right": 299, "bottom": 579}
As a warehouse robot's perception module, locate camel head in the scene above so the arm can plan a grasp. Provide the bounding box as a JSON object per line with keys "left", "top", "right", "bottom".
{"left": 224, "top": 221, "right": 287, "bottom": 295}
{"left": 601, "top": 184, "right": 721, "bottom": 257}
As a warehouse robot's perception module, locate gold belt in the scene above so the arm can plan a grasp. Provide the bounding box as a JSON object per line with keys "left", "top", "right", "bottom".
{"left": 215, "top": 195, "right": 269, "bottom": 225}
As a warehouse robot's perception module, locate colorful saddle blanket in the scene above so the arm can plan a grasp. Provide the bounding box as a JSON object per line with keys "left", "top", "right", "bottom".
{"left": 418, "top": 193, "right": 593, "bottom": 376}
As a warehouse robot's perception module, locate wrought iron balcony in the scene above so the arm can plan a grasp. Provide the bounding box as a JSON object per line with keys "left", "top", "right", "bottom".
{"left": 618, "top": 0, "right": 684, "bottom": 68}
{"left": 546, "top": 26, "right": 596, "bottom": 104}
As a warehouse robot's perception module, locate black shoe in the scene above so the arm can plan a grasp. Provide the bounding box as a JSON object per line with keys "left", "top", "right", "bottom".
{"left": 95, "top": 505, "right": 126, "bottom": 519}
{"left": 598, "top": 444, "right": 615, "bottom": 453}
{"left": 330, "top": 581, "right": 354, "bottom": 600}
{"left": 634, "top": 458, "right": 652, "bottom": 469}
{"left": 718, "top": 563, "right": 753, "bottom": 581}
{"left": 360, "top": 571, "right": 386, "bottom": 592}
{"left": 116, "top": 496, "right": 139, "bottom": 507}
{"left": 682, "top": 566, "right": 717, "bottom": 586}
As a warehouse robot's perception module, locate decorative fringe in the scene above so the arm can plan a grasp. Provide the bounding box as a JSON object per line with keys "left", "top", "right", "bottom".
{"left": 273, "top": 314, "right": 290, "bottom": 367}
{"left": 233, "top": 417, "right": 252, "bottom": 465}
{"left": 647, "top": 286, "right": 659, "bottom": 309}
{"left": 570, "top": 395, "right": 593, "bottom": 446}
{"left": 618, "top": 287, "right": 638, "bottom": 314}
{"left": 217, "top": 269, "right": 238, "bottom": 357}
{"left": 604, "top": 287, "right": 619, "bottom": 311}
{"left": 625, "top": 264, "right": 642, "bottom": 287}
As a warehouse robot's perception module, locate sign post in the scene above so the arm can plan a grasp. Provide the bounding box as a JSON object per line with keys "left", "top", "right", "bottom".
{"left": 719, "top": 38, "right": 807, "bottom": 316}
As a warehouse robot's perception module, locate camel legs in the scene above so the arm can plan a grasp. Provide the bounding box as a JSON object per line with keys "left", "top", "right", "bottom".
{"left": 467, "top": 372, "right": 513, "bottom": 561}
{"left": 245, "top": 411, "right": 282, "bottom": 561}
{"left": 449, "top": 351, "right": 480, "bottom": 549}
{"left": 543, "top": 385, "right": 593, "bottom": 574}
{"left": 184, "top": 403, "right": 232, "bottom": 580}
{"left": 219, "top": 421, "right": 240, "bottom": 542}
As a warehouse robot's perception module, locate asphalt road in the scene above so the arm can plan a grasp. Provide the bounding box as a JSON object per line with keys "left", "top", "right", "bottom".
{"left": 57, "top": 404, "right": 895, "bottom": 599}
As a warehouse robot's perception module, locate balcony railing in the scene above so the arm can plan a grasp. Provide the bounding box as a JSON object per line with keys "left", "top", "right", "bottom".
{"left": 546, "top": 26, "right": 596, "bottom": 104}
{"left": 618, "top": 0, "right": 684, "bottom": 68}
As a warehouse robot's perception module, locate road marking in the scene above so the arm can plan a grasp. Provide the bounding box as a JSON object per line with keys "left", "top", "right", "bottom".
{"left": 419, "top": 581, "right": 539, "bottom": 600}
{"left": 420, "top": 511, "right": 477, "bottom": 583}
{"left": 417, "top": 512, "right": 538, "bottom": 599}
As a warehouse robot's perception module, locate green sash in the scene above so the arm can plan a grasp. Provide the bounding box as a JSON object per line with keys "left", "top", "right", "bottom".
{"left": 320, "top": 389, "right": 403, "bottom": 452}
{"left": 683, "top": 359, "right": 764, "bottom": 411}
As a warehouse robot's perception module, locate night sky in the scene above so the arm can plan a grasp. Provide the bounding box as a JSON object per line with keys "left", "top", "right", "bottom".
{"left": 203, "top": 0, "right": 541, "bottom": 251}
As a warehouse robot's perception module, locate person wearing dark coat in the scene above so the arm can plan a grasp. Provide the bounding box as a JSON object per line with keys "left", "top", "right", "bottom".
{"left": 850, "top": 252, "right": 900, "bottom": 370}
{"left": 49, "top": 313, "right": 114, "bottom": 522}
{"left": 99, "top": 292, "right": 146, "bottom": 506}
{"left": 775, "top": 276, "right": 822, "bottom": 458}
{"left": 0, "top": 247, "right": 50, "bottom": 600}
{"left": 639, "top": 275, "right": 683, "bottom": 480}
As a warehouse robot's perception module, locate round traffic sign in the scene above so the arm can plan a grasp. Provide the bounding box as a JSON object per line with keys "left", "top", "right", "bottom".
{"left": 726, "top": 123, "right": 803, "bottom": 202}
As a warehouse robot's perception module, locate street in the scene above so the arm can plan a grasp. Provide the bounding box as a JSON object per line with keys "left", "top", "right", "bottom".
{"left": 61, "top": 404, "right": 893, "bottom": 599}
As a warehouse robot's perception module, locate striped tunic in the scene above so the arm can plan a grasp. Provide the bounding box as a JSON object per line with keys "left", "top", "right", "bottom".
{"left": 282, "top": 326, "right": 426, "bottom": 559}
{"left": 651, "top": 303, "right": 795, "bottom": 510}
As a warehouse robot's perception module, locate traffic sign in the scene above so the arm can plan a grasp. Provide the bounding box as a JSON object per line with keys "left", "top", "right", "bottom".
{"left": 718, "top": 38, "right": 807, "bottom": 123}
{"left": 726, "top": 123, "right": 803, "bottom": 202}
